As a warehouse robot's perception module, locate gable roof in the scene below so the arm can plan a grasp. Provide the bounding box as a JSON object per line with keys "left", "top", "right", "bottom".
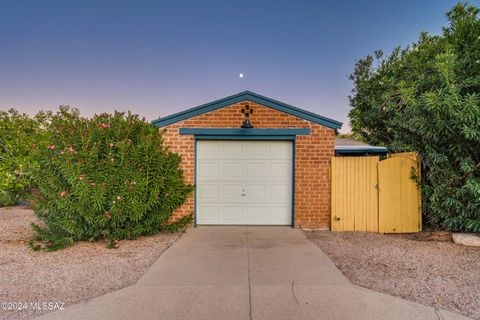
{"left": 151, "top": 91, "right": 342, "bottom": 130}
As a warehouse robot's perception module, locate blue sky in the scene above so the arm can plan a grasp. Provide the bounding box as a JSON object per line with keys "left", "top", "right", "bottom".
{"left": 0, "top": 0, "right": 474, "bottom": 132}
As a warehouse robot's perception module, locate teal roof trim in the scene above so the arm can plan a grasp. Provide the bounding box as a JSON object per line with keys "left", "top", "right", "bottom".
{"left": 335, "top": 146, "right": 388, "bottom": 156}
{"left": 152, "top": 91, "right": 342, "bottom": 130}
{"left": 179, "top": 128, "right": 310, "bottom": 136}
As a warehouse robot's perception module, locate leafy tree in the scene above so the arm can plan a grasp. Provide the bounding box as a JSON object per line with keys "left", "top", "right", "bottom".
{"left": 348, "top": 2, "right": 480, "bottom": 232}
{"left": 30, "top": 107, "right": 193, "bottom": 250}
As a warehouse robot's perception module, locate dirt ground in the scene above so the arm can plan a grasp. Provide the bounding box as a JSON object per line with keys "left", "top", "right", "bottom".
{"left": 305, "top": 231, "right": 480, "bottom": 320}
{"left": 0, "top": 207, "right": 180, "bottom": 320}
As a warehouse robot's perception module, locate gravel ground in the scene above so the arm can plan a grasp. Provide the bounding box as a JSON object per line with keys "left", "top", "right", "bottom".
{"left": 305, "top": 231, "right": 480, "bottom": 320}
{"left": 0, "top": 207, "right": 180, "bottom": 320}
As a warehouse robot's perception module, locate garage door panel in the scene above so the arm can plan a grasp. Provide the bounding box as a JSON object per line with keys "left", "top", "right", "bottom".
{"left": 222, "top": 141, "right": 243, "bottom": 156}
{"left": 222, "top": 206, "right": 243, "bottom": 223}
{"left": 246, "top": 162, "right": 267, "bottom": 179}
{"left": 197, "top": 184, "right": 220, "bottom": 201}
{"left": 270, "top": 184, "right": 290, "bottom": 200}
{"left": 197, "top": 142, "right": 220, "bottom": 158}
{"left": 270, "top": 206, "right": 291, "bottom": 224}
{"left": 270, "top": 162, "right": 291, "bottom": 179}
{"left": 198, "top": 162, "right": 219, "bottom": 179}
{"left": 246, "top": 207, "right": 268, "bottom": 223}
{"left": 222, "top": 185, "right": 244, "bottom": 200}
{"left": 269, "top": 142, "right": 293, "bottom": 158}
{"left": 197, "top": 140, "right": 292, "bottom": 225}
{"left": 245, "top": 184, "right": 267, "bottom": 200}
{"left": 197, "top": 206, "right": 220, "bottom": 224}
{"left": 245, "top": 142, "right": 268, "bottom": 156}
{"left": 222, "top": 162, "right": 243, "bottom": 178}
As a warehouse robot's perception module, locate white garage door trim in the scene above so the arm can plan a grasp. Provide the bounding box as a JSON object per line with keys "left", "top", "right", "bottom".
{"left": 195, "top": 140, "right": 294, "bottom": 225}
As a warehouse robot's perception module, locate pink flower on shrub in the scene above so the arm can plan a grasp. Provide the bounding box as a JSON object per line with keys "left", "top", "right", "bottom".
{"left": 108, "top": 143, "right": 114, "bottom": 148}
{"left": 60, "top": 151, "right": 65, "bottom": 155}
{"left": 47, "top": 145, "right": 56, "bottom": 150}
{"left": 60, "top": 191, "right": 67, "bottom": 198}
{"left": 79, "top": 175, "right": 84, "bottom": 180}
{"left": 68, "top": 147, "right": 75, "bottom": 153}
{"left": 98, "top": 123, "right": 111, "bottom": 128}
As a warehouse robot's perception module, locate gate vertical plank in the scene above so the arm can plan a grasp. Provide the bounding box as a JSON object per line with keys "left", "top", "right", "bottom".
{"left": 331, "top": 157, "right": 350, "bottom": 231}
{"left": 331, "top": 157, "right": 379, "bottom": 232}
{"left": 378, "top": 156, "right": 421, "bottom": 233}
{"left": 346, "top": 158, "right": 354, "bottom": 230}
{"left": 366, "top": 157, "right": 379, "bottom": 232}
{"left": 331, "top": 157, "right": 340, "bottom": 231}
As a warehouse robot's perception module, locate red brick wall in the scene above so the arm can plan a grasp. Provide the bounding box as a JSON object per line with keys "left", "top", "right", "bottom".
{"left": 160, "top": 101, "right": 335, "bottom": 229}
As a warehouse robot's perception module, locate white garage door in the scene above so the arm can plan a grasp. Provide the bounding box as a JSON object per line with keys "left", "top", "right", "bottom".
{"left": 196, "top": 140, "right": 293, "bottom": 225}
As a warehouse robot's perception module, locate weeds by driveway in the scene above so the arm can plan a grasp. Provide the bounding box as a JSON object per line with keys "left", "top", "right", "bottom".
{"left": 305, "top": 231, "right": 480, "bottom": 320}
{"left": 0, "top": 207, "right": 180, "bottom": 320}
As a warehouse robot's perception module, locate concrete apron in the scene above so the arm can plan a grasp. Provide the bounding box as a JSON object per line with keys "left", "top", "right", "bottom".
{"left": 37, "top": 226, "right": 470, "bottom": 320}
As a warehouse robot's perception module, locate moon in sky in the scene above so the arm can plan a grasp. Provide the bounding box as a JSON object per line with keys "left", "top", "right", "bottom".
{"left": 239, "top": 73, "right": 244, "bottom": 78}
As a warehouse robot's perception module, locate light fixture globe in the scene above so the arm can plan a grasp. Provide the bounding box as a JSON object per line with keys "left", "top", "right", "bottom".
{"left": 241, "top": 118, "right": 254, "bottom": 128}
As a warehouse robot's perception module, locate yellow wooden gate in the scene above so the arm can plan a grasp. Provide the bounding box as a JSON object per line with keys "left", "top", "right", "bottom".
{"left": 331, "top": 157, "right": 380, "bottom": 232}
{"left": 331, "top": 152, "right": 421, "bottom": 233}
{"left": 378, "top": 153, "right": 422, "bottom": 233}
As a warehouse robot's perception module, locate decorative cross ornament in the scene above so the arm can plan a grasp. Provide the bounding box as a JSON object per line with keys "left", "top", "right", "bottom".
{"left": 240, "top": 104, "right": 254, "bottom": 128}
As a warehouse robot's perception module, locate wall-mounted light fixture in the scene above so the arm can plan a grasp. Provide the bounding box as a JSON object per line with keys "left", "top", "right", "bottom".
{"left": 241, "top": 104, "right": 254, "bottom": 128}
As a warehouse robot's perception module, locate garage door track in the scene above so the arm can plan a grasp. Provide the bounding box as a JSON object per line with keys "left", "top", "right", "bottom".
{"left": 38, "top": 227, "right": 470, "bottom": 320}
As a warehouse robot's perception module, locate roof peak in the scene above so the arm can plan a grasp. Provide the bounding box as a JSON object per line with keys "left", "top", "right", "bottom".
{"left": 152, "top": 91, "right": 342, "bottom": 130}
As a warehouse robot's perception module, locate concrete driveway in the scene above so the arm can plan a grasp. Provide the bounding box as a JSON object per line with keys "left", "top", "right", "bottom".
{"left": 38, "top": 227, "right": 469, "bottom": 320}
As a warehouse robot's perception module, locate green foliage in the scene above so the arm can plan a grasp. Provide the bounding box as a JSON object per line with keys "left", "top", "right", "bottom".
{"left": 348, "top": 2, "right": 480, "bottom": 232}
{"left": 31, "top": 107, "right": 193, "bottom": 250}
{"left": 0, "top": 109, "right": 48, "bottom": 206}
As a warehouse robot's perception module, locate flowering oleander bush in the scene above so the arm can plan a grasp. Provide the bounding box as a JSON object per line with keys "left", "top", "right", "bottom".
{"left": 30, "top": 107, "right": 193, "bottom": 250}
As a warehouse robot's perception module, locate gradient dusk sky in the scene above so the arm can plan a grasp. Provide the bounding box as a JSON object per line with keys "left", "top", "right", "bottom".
{"left": 0, "top": 0, "right": 473, "bottom": 132}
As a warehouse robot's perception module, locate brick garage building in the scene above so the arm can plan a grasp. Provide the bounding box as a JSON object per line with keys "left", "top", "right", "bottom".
{"left": 152, "top": 91, "right": 342, "bottom": 229}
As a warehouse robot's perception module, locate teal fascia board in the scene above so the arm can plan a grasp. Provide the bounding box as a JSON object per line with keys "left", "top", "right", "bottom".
{"left": 152, "top": 91, "right": 342, "bottom": 130}
{"left": 335, "top": 147, "right": 388, "bottom": 155}
{"left": 195, "top": 135, "right": 296, "bottom": 140}
{"left": 179, "top": 128, "right": 310, "bottom": 136}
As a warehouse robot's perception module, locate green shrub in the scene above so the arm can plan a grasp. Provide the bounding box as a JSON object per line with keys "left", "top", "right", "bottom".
{"left": 31, "top": 107, "right": 193, "bottom": 250}
{"left": 0, "top": 109, "right": 47, "bottom": 206}
{"left": 348, "top": 3, "right": 480, "bottom": 232}
{"left": 0, "top": 190, "right": 16, "bottom": 207}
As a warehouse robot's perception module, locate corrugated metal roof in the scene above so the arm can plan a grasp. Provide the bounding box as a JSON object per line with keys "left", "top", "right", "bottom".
{"left": 335, "top": 137, "right": 388, "bottom": 155}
